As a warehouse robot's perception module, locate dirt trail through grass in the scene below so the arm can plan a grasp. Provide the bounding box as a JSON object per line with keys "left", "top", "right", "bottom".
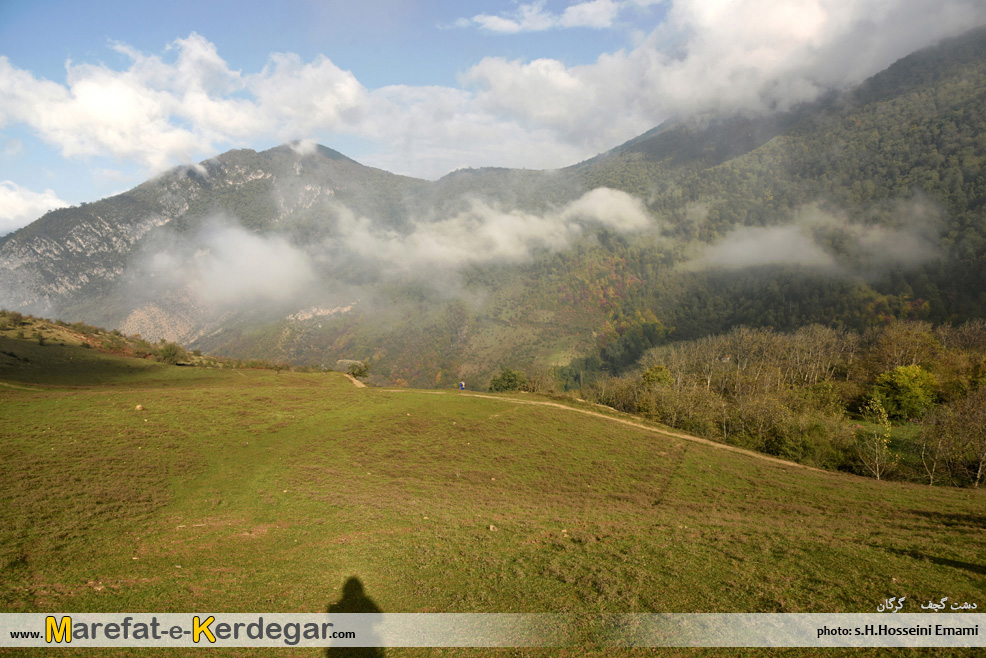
{"left": 0, "top": 380, "right": 45, "bottom": 391}
{"left": 345, "top": 373, "right": 366, "bottom": 387}
{"left": 377, "top": 387, "right": 828, "bottom": 474}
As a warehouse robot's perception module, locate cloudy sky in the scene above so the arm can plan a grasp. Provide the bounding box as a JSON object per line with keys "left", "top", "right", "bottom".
{"left": 1, "top": 0, "right": 985, "bottom": 235}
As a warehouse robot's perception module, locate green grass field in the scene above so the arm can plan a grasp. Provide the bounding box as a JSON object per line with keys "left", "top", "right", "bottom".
{"left": 1, "top": 335, "right": 984, "bottom": 657}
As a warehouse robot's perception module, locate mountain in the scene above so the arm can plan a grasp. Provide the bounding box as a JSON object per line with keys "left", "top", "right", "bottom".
{"left": 0, "top": 144, "right": 424, "bottom": 311}
{"left": 2, "top": 27, "right": 986, "bottom": 388}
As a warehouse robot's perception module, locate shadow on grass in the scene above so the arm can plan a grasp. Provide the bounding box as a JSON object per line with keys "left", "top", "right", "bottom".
{"left": 908, "top": 509, "right": 986, "bottom": 529}
{"left": 0, "top": 337, "right": 164, "bottom": 386}
{"left": 326, "top": 577, "right": 384, "bottom": 657}
{"left": 877, "top": 546, "right": 986, "bottom": 576}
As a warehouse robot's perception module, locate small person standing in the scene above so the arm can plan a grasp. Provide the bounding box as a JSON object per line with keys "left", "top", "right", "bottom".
{"left": 459, "top": 380, "right": 466, "bottom": 391}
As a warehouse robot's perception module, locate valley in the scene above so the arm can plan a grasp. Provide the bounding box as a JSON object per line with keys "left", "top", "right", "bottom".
{"left": 1, "top": 336, "right": 983, "bottom": 656}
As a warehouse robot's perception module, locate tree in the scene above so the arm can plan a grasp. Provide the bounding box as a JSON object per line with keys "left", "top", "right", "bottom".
{"left": 950, "top": 389, "right": 986, "bottom": 488}
{"left": 157, "top": 342, "right": 185, "bottom": 365}
{"left": 863, "top": 321, "right": 938, "bottom": 375}
{"left": 640, "top": 365, "right": 674, "bottom": 389}
{"left": 520, "top": 367, "right": 557, "bottom": 394}
{"left": 872, "top": 364, "right": 938, "bottom": 419}
{"left": 347, "top": 360, "right": 370, "bottom": 379}
{"left": 919, "top": 406, "right": 959, "bottom": 486}
{"left": 855, "top": 398, "right": 897, "bottom": 481}
{"left": 489, "top": 368, "right": 526, "bottom": 392}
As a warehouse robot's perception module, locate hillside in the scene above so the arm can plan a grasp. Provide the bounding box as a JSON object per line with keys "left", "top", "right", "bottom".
{"left": 1, "top": 28, "right": 986, "bottom": 388}
{"left": 2, "top": 339, "right": 984, "bottom": 656}
{"left": 0, "top": 310, "right": 297, "bottom": 378}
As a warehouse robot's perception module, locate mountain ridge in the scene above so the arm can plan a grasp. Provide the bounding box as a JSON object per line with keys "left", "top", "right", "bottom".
{"left": 2, "top": 26, "right": 986, "bottom": 387}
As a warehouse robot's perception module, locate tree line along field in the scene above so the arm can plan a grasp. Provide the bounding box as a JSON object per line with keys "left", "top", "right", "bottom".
{"left": 551, "top": 319, "right": 986, "bottom": 488}
{"left": 1, "top": 326, "right": 984, "bottom": 657}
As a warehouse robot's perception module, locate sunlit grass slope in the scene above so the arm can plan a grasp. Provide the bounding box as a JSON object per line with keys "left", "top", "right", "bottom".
{"left": 1, "top": 340, "right": 983, "bottom": 657}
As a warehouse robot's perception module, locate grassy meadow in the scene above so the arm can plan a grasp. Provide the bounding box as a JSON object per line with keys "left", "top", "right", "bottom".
{"left": 1, "top": 333, "right": 984, "bottom": 657}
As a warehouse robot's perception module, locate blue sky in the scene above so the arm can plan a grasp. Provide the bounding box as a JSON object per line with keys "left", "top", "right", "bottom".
{"left": 2, "top": 0, "right": 985, "bottom": 234}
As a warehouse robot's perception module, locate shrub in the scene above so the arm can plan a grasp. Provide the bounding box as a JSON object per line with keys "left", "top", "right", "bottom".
{"left": 489, "top": 368, "right": 526, "bottom": 392}
{"left": 157, "top": 342, "right": 185, "bottom": 365}
{"left": 872, "top": 364, "right": 938, "bottom": 420}
{"left": 347, "top": 361, "right": 369, "bottom": 379}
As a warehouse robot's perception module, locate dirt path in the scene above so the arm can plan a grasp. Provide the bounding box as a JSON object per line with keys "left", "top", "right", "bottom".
{"left": 372, "top": 386, "right": 828, "bottom": 474}
{"left": 344, "top": 373, "right": 366, "bottom": 388}
{"left": 0, "top": 380, "right": 45, "bottom": 391}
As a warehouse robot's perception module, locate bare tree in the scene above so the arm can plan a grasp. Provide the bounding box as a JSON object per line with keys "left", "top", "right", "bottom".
{"left": 952, "top": 389, "right": 986, "bottom": 487}
{"left": 863, "top": 320, "right": 938, "bottom": 375}
{"left": 919, "top": 406, "right": 957, "bottom": 486}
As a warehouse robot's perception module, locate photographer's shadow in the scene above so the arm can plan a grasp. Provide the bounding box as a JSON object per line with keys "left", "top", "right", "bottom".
{"left": 325, "top": 577, "right": 384, "bottom": 657}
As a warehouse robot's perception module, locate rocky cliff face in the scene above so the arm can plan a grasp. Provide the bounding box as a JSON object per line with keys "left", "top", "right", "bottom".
{"left": 0, "top": 144, "right": 430, "bottom": 339}
{"left": 0, "top": 206, "right": 172, "bottom": 315}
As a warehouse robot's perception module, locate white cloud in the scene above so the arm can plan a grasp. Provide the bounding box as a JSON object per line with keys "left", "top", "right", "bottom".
{"left": 469, "top": 2, "right": 560, "bottom": 33}
{"left": 462, "top": 52, "right": 657, "bottom": 150}
{"left": 560, "top": 187, "right": 651, "bottom": 231}
{"left": 463, "top": 0, "right": 986, "bottom": 145}
{"left": 561, "top": 0, "right": 623, "bottom": 28}
{"left": 249, "top": 53, "right": 368, "bottom": 136}
{"left": 1, "top": 46, "right": 215, "bottom": 170}
{"left": 288, "top": 139, "right": 319, "bottom": 156}
{"left": 194, "top": 224, "right": 314, "bottom": 305}
{"left": 799, "top": 202, "right": 941, "bottom": 268}
{"left": 356, "top": 82, "right": 588, "bottom": 178}
{"left": 0, "top": 181, "right": 70, "bottom": 235}
{"left": 333, "top": 187, "right": 653, "bottom": 272}
{"left": 684, "top": 201, "right": 942, "bottom": 272}
{"left": 2, "top": 1, "right": 985, "bottom": 189}
{"left": 0, "top": 34, "right": 362, "bottom": 173}
{"left": 93, "top": 167, "right": 131, "bottom": 182}
{"left": 462, "top": 1, "right": 622, "bottom": 33}
{"left": 687, "top": 225, "right": 836, "bottom": 270}
{"left": 142, "top": 219, "right": 315, "bottom": 306}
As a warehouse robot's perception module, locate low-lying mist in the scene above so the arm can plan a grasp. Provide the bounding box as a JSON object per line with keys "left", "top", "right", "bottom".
{"left": 683, "top": 199, "right": 942, "bottom": 274}
{"left": 137, "top": 217, "right": 315, "bottom": 307}
{"left": 115, "top": 187, "right": 657, "bottom": 341}
{"left": 331, "top": 187, "right": 653, "bottom": 273}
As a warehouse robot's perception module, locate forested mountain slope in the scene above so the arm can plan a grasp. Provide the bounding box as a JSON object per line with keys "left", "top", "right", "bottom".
{"left": 1, "top": 27, "right": 985, "bottom": 388}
